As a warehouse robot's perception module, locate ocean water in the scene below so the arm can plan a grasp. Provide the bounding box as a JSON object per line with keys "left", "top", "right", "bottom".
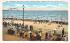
{"left": 3, "top": 10, "right": 68, "bottom": 22}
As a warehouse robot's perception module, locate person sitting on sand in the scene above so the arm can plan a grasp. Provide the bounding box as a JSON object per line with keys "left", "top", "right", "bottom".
{"left": 45, "top": 32, "right": 52, "bottom": 41}
{"left": 7, "top": 28, "right": 15, "bottom": 35}
{"left": 25, "top": 25, "right": 28, "bottom": 31}
{"left": 29, "top": 32, "right": 36, "bottom": 41}
{"left": 30, "top": 32, "right": 33, "bottom": 40}
{"left": 3, "top": 22, "right": 7, "bottom": 27}
{"left": 61, "top": 35, "right": 68, "bottom": 41}
{"left": 24, "top": 34, "right": 29, "bottom": 40}
{"left": 19, "top": 30, "right": 24, "bottom": 38}
{"left": 55, "top": 34, "right": 62, "bottom": 41}
{"left": 35, "top": 32, "right": 41, "bottom": 41}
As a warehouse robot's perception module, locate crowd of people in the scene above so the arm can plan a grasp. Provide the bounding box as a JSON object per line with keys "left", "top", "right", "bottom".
{"left": 3, "top": 21, "right": 68, "bottom": 41}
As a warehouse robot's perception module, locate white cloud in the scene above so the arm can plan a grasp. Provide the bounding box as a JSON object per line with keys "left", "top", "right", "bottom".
{"left": 23, "top": 4, "right": 63, "bottom": 8}
{"left": 45, "top": 5, "right": 58, "bottom": 7}
{"left": 3, "top": 0, "right": 65, "bottom": 1}
{"left": 16, "top": 4, "right": 23, "bottom": 6}
{"left": 24, "top": 7, "right": 67, "bottom": 11}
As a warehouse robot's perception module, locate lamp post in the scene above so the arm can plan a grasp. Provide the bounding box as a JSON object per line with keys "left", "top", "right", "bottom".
{"left": 22, "top": 5, "right": 24, "bottom": 30}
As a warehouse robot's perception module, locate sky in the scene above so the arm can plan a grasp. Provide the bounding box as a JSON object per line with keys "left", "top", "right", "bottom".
{"left": 3, "top": 1, "right": 68, "bottom": 10}
{"left": 3, "top": 0, "right": 68, "bottom": 1}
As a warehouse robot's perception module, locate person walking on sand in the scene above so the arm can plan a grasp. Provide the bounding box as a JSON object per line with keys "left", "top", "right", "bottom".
{"left": 62, "top": 28, "right": 64, "bottom": 37}
{"left": 30, "top": 25, "right": 33, "bottom": 31}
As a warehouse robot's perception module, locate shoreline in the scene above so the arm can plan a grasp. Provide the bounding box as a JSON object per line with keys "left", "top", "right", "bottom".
{"left": 3, "top": 18, "right": 68, "bottom": 25}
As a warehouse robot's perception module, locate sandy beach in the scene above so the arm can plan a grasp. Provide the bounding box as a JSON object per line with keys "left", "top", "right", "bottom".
{"left": 3, "top": 18, "right": 68, "bottom": 32}
{"left": 3, "top": 18, "right": 68, "bottom": 41}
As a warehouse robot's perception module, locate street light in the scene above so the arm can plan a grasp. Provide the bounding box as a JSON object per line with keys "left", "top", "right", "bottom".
{"left": 22, "top": 5, "right": 24, "bottom": 30}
